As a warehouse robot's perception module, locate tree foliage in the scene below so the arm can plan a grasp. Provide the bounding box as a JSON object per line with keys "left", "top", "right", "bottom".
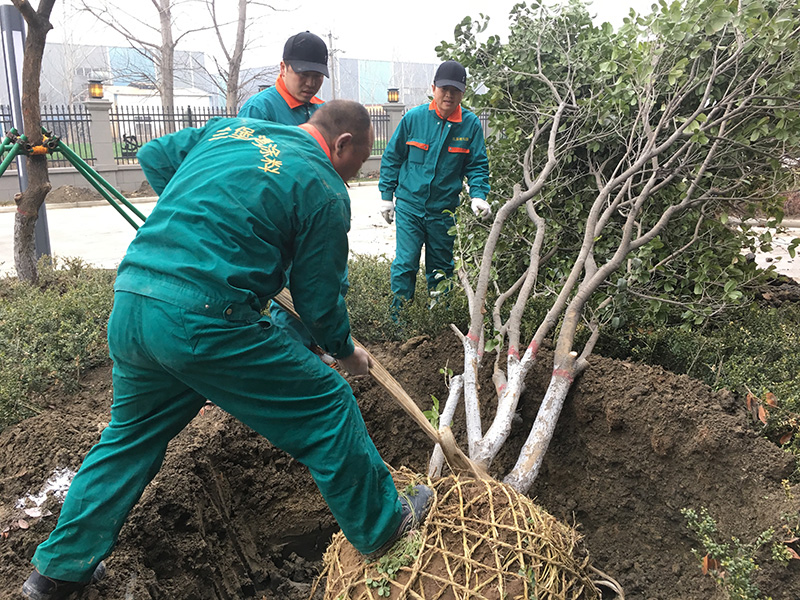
{"left": 442, "top": 0, "right": 800, "bottom": 329}
{"left": 429, "top": 0, "right": 800, "bottom": 493}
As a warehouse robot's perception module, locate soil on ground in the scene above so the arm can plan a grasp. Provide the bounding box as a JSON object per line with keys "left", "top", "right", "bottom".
{"left": 41, "top": 182, "right": 156, "bottom": 206}
{"left": 1, "top": 333, "right": 798, "bottom": 599}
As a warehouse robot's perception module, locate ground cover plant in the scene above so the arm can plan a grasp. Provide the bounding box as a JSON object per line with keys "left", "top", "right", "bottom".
{"left": 0, "top": 258, "right": 114, "bottom": 428}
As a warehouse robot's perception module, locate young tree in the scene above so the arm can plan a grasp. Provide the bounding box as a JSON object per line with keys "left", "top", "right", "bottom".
{"left": 10, "top": 0, "right": 57, "bottom": 283}
{"left": 430, "top": 0, "right": 800, "bottom": 494}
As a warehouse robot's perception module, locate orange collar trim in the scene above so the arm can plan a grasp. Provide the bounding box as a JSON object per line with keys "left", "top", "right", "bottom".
{"left": 299, "top": 123, "right": 331, "bottom": 161}
{"left": 429, "top": 100, "right": 462, "bottom": 123}
{"left": 276, "top": 76, "right": 324, "bottom": 109}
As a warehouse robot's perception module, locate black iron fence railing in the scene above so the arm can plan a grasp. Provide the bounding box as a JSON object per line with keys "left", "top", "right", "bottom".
{"left": 370, "top": 109, "right": 391, "bottom": 157}
{"left": 0, "top": 103, "right": 462, "bottom": 170}
{"left": 41, "top": 104, "right": 95, "bottom": 167}
{"left": 1, "top": 104, "right": 96, "bottom": 170}
{"left": 109, "top": 105, "right": 236, "bottom": 165}
{"left": 478, "top": 111, "right": 490, "bottom": 139}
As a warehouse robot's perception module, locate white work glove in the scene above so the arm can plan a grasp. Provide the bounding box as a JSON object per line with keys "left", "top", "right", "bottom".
{"left": 470, "top": 197, "right": 492, "bottom": 219}
{"left": 338, "top": 346, "right": 373, "bottom": 376}
{"left": 380, "top": 200, "right": 395, "bottom": 224}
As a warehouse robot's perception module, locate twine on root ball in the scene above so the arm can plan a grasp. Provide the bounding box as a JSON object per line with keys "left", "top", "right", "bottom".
{"left": 315, "top": 470, "right": 607, "bottom": 600}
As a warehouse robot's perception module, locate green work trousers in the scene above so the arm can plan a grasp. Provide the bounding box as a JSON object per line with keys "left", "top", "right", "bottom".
{"left": 391, "top": 207, "right": 456, "bottom": 307}
{"left": 32, "top": 291, "right": 402, "bottom": 582}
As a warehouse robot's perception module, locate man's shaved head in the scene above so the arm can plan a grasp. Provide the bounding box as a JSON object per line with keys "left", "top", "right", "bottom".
{"left": 308, "top": 100, "right": 374, "bottom": 181}
{"left": 309, "top": 100, "right": 372, "bottom": 147}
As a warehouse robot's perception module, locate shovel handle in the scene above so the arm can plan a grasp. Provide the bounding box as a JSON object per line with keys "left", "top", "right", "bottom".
{"left": 273, "top": 289, "right": 488, "bottom": 480}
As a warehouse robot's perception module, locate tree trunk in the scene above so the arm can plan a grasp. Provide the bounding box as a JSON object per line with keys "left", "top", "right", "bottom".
{"left": 225, "top": 0, "right": 246, "bottom": 113}
{"left": 11, "top": 0, "right": 56, "bottom": 283}
{"left": 157, "top": 0, "right": 175, "bottom": 113}
{"left": 503, "top": 359, "right": 576, "bottom": 494}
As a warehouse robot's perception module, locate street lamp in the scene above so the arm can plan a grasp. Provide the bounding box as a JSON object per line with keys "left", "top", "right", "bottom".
{"left": 88, "top": 80, "right": 104, "bottom": 99}
{"left": 387, "top": 88, "right": 399, "bottom": 103}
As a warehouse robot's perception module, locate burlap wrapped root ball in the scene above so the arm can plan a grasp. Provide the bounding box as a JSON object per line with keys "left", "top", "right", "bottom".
{"left": 316, "top": 470, "right": 602, "bottom": 600}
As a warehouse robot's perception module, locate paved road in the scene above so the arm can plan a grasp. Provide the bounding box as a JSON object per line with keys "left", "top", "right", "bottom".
{"left": 0, "top": 183, "right": 395, "bottom": 276}
{"left": 2, "top": 187, "right": 798, "bottom": 282}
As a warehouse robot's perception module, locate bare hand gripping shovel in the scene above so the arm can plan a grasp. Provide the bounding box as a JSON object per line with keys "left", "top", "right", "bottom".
{"left": 274, "top": 289, "right": 489, "bottom": 481}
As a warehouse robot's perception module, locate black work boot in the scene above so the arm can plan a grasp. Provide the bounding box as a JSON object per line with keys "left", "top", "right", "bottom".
{"left": 21, "top": 561, "right": 106, "bottom": 600}
{"left": 366, "top": 484, "right": 433, "bottom": 561}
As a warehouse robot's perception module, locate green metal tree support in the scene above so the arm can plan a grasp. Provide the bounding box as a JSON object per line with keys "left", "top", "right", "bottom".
{"left": 0, "top": 127, "right": 146, "bottom": 230}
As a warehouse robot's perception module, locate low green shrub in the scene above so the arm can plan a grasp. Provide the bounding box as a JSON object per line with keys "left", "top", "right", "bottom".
{"left": 682, "top": 506, "right": 775, "bottom": 600}
{"left": 346, "top": 253, "right": 469, "bottom": 342}
{"left": 0, "top": 258, "right": 115, "bottom": 428}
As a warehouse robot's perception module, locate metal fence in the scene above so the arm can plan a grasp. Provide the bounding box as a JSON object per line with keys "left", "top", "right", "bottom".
{"left": 110, "top": 105, "right": 236, "bottom": 165}
{"left": 478, "top": 111, "right": 490, "bottom": 139}
{"left": 370, "top": 108, "right": 391, "bottom": 157}
{"left": 1, "top": 104, "right": 95, "bottom": 170}
{"left": 0, "top": 103, "right": 452, "bottom": 170}
{"left": 41, "top": 105, "right": 95, "bottom": 167}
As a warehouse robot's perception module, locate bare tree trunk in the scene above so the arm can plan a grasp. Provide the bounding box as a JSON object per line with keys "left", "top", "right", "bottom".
{"left": 156, "top": 0, "right": 175, "bottom": 112}
{"left": 10, "top": 0, "right": 56, "bottom": 283}
{"left": 225, "top": 0, "right": 246, "bottom": 113}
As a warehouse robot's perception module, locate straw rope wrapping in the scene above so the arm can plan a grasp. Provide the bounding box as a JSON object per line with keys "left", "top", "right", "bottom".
{"left": 317, "top": 471, "right": 601, "bottom": 599}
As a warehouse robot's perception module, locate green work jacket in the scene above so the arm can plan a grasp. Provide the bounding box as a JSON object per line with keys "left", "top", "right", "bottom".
{"left": 379, "top": 102, "right": 490, "bottom": 217}
{"left": 238, "top": 77, "right": 324, "bottom": 125}
{"left": 117, "top": 117, "right": 355, "bottom": 358}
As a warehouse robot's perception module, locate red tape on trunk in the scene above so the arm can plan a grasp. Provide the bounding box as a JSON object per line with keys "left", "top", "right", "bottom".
{"left": 552, "top": 368, "right": 574, "bottom": 383}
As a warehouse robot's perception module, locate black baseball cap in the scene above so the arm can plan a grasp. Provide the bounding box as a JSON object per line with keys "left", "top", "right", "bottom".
{"left": 434, "top": 60, "right": 467, "bottom": 92}
{"left": 283, "top": 31, "right": 329, "bottom": 77}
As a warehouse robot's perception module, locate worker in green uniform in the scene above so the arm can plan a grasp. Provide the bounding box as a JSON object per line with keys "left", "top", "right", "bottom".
{"left": 379, "top": 60, "right": 491, "bottom": 312}
{"left": 22, "top": 100, "right": 432, "bottom": 600}
{"left": 238, "top": 30, "right": 334, "bottom": 356}
{"left": 238, "top": 31, "right": 327, "bottom": 125}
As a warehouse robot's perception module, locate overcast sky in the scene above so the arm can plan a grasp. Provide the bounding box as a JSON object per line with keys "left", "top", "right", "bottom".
{"left": 4, "top": 0, "right": 658, "bottom": 68}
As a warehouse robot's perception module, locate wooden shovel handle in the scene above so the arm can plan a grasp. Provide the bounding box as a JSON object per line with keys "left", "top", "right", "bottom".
{"left": 273, "top": 289, "right": 488, "bottom": 480}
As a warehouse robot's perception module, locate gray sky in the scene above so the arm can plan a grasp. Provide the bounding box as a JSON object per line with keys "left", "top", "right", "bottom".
{"left": 4, "top": 0, "right": 658, "bottom": 68}
{"left": 282, "top": 0, "right": 658, "bottom": 65}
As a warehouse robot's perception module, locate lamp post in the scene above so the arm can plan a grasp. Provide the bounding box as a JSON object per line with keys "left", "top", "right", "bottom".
{"left": 387, "top": 88, "right": 400, "bottom": 103}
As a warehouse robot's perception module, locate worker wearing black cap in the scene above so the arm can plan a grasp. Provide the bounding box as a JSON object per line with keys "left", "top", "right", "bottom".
{"left": 239, "top": 31, "right": 334, "bottom": 355}
{"left": 378, "top": 60, "right": 491, "bottom": 313}
{"left": 239, "top": 31, "right": 329, "bottom": 125}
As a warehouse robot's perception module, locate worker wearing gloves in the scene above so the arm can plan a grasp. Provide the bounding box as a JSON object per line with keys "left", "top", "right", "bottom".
{"left": 22, "top": 101, "right": 432, "bottom": 600}
{"left": 238, "top": 30, "right": 328, "bottom": 124}
{"left": 379, "top": 60, "right": 490, "bottom": 312}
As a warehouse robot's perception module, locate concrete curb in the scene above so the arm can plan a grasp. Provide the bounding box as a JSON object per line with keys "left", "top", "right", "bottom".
{"left": 0, "top": 197, "right": 158, "bottom": 213}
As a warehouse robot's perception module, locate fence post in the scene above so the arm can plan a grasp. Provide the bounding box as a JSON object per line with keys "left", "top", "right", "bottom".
{"left": 83, "top": 99, "right": 115, "bottom": 168}
{"left": 383, "top": 103, "right": 405, "bottom": 140}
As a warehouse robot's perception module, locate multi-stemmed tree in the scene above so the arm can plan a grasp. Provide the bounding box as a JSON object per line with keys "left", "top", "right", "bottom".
{"left": 428, "top": 0, "right": 800, "bottom": 494}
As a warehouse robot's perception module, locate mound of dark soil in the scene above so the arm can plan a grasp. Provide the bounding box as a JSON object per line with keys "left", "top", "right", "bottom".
{"left": 45, "top": 181, "right": 155, "bottom": 206}
{"left": 1, "top": 335, "right": 798, "bottom": 599}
